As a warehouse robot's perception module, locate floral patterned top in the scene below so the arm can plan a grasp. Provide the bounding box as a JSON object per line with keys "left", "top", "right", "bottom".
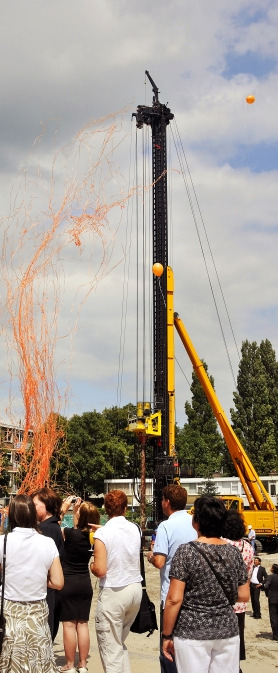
{"left": 224, "top": 538, "right": 254, "bottom": 613}
{"left": 169, "top": 542, "right": 248, "bottom": 640}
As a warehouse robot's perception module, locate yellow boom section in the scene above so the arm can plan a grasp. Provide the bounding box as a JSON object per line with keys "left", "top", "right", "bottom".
{"left": 167, "top": 267, "right": 175, "bottom": 458}
{"left": 174, "top": 312, "right": 275, "bottom": 512}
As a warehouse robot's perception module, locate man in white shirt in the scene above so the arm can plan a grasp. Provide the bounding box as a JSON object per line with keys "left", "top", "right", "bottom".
{"left": 248, "top": 524, "right": 256, "bottom": 551}
{"left": 250, "top": 556, "right": 267, "bottom": 618}
{"left": 147, "top": 484, "right": 197, "bottom": 673}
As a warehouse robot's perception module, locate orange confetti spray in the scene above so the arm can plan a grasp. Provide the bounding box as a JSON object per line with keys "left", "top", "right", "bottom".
{"left": 1, "top": 110, "right": 135, "bottom": 492}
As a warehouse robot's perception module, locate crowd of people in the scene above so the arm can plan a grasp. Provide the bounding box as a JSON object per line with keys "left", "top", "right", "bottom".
{"left": 0, "top": 486, "right": 277, "bottom": 673}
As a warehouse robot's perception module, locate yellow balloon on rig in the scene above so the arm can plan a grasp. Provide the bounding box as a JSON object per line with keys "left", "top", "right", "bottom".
{"left": 246, "top": 95, "right": 255, "bottom": 104}
{"left": 152, "top": 262, "right": 164, "bottom": 277}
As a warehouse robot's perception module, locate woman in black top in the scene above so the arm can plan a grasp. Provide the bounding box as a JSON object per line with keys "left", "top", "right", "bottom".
{"left": 59, "top": 498, "right": 100, "bottom": 673}
{"left": 32, "top": 487, "right": 64, "bottom": 640}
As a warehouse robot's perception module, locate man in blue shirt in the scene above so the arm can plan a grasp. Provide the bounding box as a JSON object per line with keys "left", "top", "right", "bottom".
{"left": 147, "top": 484, "right": 197, "bottom": 673}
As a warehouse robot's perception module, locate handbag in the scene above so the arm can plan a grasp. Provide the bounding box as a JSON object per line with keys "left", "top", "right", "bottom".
{"left": 130, "top": 529, "right": 158, "bottom": 637}
{"left": 0, "top": 534, "right": 7, "bottom": 654}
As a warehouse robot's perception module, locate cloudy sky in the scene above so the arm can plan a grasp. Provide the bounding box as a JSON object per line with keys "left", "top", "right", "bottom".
{"left": 0, "top": 0, "right": 278, "bottom": 430}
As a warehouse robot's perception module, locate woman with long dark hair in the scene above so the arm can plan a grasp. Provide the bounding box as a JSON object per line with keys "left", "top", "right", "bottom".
{"left": 0, "top": 494, "right": 64, "bottom": 673}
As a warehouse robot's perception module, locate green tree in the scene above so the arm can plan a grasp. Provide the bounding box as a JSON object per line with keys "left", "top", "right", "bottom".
{"left": 200, "top": 479, "right": 220, "bottom": 495}
{"left": 102, "top": 404, "right": 136, "bottom": 445}
{"left": 176, "top": 363, "right": 226, "bottom": 477}
{"left": 50, "top": 409, "right": 133, "bottom": 497}
{"left": 259, "top": 339, "right": 278, "bottom": 450}
{"left": 0, "top": 449, "right": 10, "bottom": 496}
{"left": 49, "top": 415, "right": 71, "bottom": 492}
{"left": 230, "top": 340, "right": 277, "bottom": 474}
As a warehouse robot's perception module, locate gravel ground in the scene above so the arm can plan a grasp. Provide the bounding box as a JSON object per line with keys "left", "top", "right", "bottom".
{"left": 53, "top": 551, "right": 278, "bottom": 673}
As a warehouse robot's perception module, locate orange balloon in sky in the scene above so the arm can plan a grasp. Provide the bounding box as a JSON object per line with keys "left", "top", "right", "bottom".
{"left": 152, "top": 262, "right": 164, "bottom": 277}
{"left": 246, "top": 95, "right": 255, "bottom": 104}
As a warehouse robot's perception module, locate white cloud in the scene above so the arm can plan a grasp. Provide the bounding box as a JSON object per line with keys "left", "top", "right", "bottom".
{"left": 0, "top": 0, "right": 277, "bottom": 435}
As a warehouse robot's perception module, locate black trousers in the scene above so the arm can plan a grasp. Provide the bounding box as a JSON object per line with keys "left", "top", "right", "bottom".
{"left": 250, "top": 583, "right": 261, "bottom": 618}
{"left": 237, "top": 612, "right": 246, "bottom": 660}
{"left": 46, "top": 587, "right": 61, "bottom": 641}
{"left": 269, "top": 602, "right": 278, "bottom": 640}
{"left": 160, "top": 602, "right": 178, "bottom": 673}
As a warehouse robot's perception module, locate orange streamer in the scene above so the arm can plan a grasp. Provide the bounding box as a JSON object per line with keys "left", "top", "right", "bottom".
{"left": 1, "top": 111, "right": 133, "bottom": 492}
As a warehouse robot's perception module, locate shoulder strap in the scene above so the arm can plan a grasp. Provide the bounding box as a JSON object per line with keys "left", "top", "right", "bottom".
{"left": 189, "top": 541, "right": 232, "bottom": 604}
{"left": 1, "top": 534, "right": 7, "bottom": 618}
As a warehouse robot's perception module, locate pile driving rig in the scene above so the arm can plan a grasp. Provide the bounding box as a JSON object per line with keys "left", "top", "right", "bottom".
{"left": 127, "top": 72, "right": 278, "bottom": 549}
{"left": 128, "top": 71, "right": 178, "bottom": 524}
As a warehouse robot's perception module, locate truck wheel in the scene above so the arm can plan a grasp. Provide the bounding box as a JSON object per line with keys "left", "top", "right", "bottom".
{"left": 255, "top": 540, "right": 263, "bottom": 553}
{"left": 260, "top": 539, "right": 278, "bottom": 554}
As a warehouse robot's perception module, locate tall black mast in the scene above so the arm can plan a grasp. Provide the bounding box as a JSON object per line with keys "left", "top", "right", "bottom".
{"left": 133, "top": 71, "right": 174, "bottom": 523}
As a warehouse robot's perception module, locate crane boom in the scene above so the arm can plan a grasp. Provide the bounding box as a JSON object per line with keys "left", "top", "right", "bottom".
{"left": 174, "top": 311, "right": 275, "bottom": 512}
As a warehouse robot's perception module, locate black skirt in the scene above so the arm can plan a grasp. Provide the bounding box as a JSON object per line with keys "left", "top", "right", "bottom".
{"left": 59, "top": 573, "right": 93, "bottom": 621}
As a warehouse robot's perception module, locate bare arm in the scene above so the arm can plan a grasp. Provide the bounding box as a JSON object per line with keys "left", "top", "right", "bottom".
{"left": 163, "top": 578, "right": 185, "bottom": 661}
{"left": 147, "top": 552, "right": 166, "bottom": 569}
{"left": 72, "top": 498, "right": 82, "bottom": 528}
{"left": 237, "top": 581, "right": 250, "bottom": 603}
{"left": 90, "top": 539, "right": 107, "bottom": 578}
{"left": 47, "top": 556, "right": 64, "bottom": 590}
{"left": 60, "top": 495, "right": 74, "bottom": 517}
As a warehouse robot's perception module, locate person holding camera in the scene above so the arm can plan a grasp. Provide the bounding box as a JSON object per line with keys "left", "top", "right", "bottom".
{"left": 59, "top": 496, "right": 100, "bottom": 673}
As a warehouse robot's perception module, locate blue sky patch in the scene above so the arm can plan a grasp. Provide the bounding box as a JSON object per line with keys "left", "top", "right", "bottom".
{"left": 229, "top": 141, "right": 278, "bottom": 172}
{"left": 234, "top": 7, "right": 269, "bottom": 28}
{"left": 224, "top": 50, "right": 276, "bottom": 79}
